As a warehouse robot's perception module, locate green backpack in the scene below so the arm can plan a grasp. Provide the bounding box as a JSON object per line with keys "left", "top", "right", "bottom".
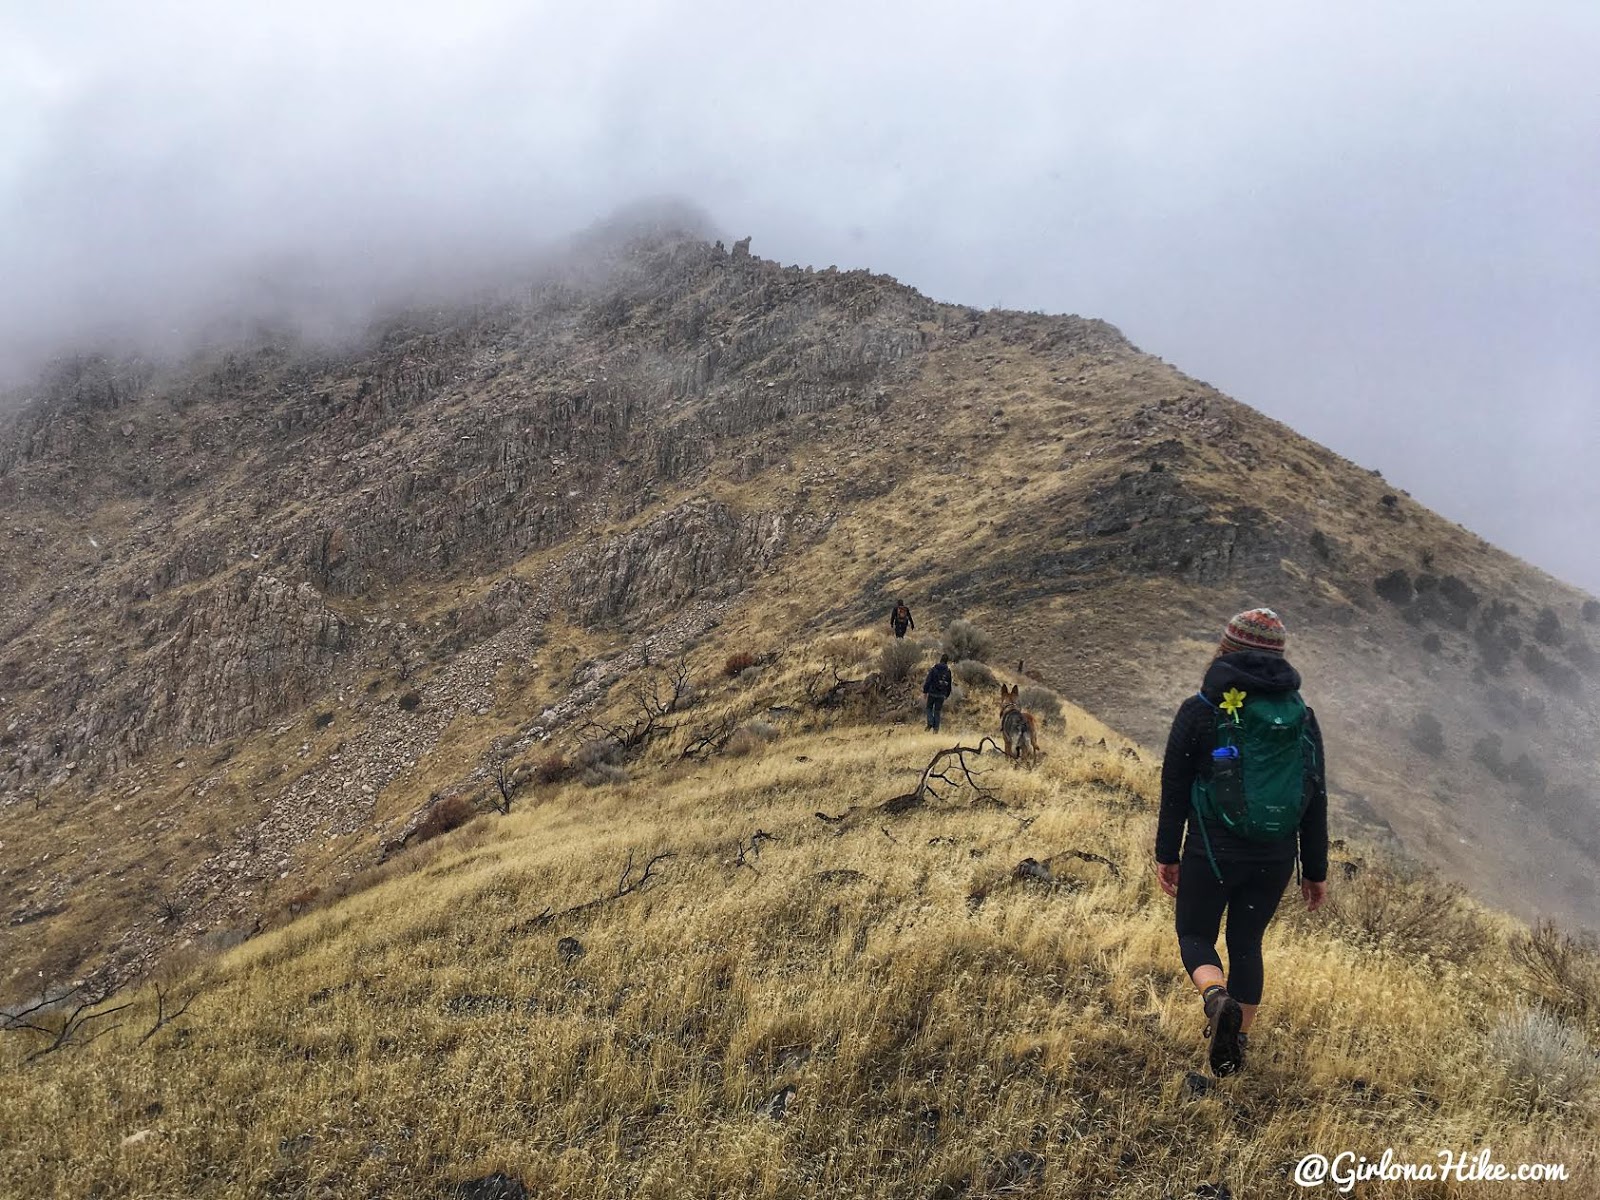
{"left": 1190, "top": 687, "right": 1320, "bottom": 880}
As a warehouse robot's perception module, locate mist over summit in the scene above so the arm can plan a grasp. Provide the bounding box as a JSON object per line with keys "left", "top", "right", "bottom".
{"left": 0, "top": 198, "right": 721, "bottom": 395}
{"left": 4, "top": 2, "right": 1596, "bottom": 588}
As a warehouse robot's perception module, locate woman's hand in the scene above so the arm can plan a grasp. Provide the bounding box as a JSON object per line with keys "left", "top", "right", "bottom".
{"left": 1156, "top": 861, "right": 1180, "bottom": 898}
{"left": 1302, "top": 879, "right": 1328, "bottom": 912}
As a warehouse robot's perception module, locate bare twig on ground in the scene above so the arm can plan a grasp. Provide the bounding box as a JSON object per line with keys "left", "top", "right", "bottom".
{"left": 137, "top": 983, "right": 199, "bottom": 1046}
{"left": 729, "top": 829, "right": 778, "bottom": 874}
{"left": 512, "top": 851, "right": 677, "bottom": 934}
{"left": 1047, "top": 848, "right": 1122, "bottom": 879}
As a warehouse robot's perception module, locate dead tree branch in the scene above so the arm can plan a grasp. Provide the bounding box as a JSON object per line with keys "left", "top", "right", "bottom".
{"left": 682, "top": 714, "right": 738, "bottom": 760}
{"left": 1, "top": 986, "right": 82, "bottom": 1035}
{"left": 486, "top": 750, "right": 521, "bottom": 815}
{"left": 137, "top": 983, "right": 199, "bottom": 1046}
{"left": 582, "top": 655, "right": 698, "bottom": 755}
{"left": 729, "top": 829, "right": 777, "bottom": 874}
{"left": 879, "top": 738, "right": 1007, "bottom": 814}
{"left": 511, "top": 851, "right": 677, "bottom": 934}
{"left": 618, "top": 851, "right": 674, "bottom": 896}
{"left": 5, "top": 987, "right": 133, "bottom": 1064}
{"left": 1047, "top": 848, "right": 1122, "bottom": 879}
{"left": 804, "top": 665, "right": 881, "bottom": 710}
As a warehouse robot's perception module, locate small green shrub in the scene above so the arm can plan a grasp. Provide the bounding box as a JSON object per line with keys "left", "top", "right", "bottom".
{"left": 1534, "top": 607, "right": 1565, "bottom": 646}
{"left": 534, "top": 753, "right": 572, "bottom": 785}
{"left": 1374, "top": 569, "right": 1414, "bottom": 605}
{"left": 880, "top": 638, "right": 923, "bottom": 684}
{"left": 574, "top": 739, "right": 626, "bottom": 787}
{"left": 582, "top": 762, "right": 628, "bottom": 787}
{"left": 575, "top": 739, "right": 621, "bottom": 768}
{"left": 1318, "top": 862, "right": 1491, "bottom": 970}
{"left": 1524, "top": 646, "right": 1581, "bottom": 694}
{"left": 414, "top": 795, "right": 476, "bottom": 843}
{"left": 954, "top": 660, "right": 997, "bottom": 689}
{"left": 1408, "top": 712, "right": 1445, "bottom": 757}
{"left": 1487, "top": 1008, "right": 1600, "bottom": 1115}
{"left": 1566, "top": 640, "right": 1598, "bottom": 673}
{"left": 1439, "top": 574, "right": 1480, "bottom": 611}
{"left": 1473, "top": 733, "right": 1507, "bottom": 778}
{"left": 942, "top": 619, "right": 993, "bottom": 662}
{"left": 1511, "top": 921, "right": 1600, "bottom": 1032}
{"left": 1018, "top": 685, "right": 1065, "bottom": 729}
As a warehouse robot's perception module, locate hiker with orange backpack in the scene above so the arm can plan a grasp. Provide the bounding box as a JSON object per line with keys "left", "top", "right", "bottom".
{"left": 890, "top": 599, "right": 915, "bottom": 638}
{"left": 1154, "top": 608, "right": 1329, "bottom": 1076}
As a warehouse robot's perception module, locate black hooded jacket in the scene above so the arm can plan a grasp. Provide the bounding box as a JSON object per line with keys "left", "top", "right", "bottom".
{"left": 1155, "top": 651, "right": 1329, "bottom": 882}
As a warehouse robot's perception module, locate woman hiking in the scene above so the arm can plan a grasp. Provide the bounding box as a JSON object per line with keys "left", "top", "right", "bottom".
{"left": 1154, "top": 608, "right": 1329, "bottom": 1077}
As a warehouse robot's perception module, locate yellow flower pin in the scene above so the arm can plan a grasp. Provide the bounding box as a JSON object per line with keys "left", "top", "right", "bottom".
{"left": 1219, "top": 687, "right": 1247, "bottom": 719}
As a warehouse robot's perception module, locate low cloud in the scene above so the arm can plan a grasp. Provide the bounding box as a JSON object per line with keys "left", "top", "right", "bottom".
{"left": 2, "top": 1, "right": 1595, "bottom": 589}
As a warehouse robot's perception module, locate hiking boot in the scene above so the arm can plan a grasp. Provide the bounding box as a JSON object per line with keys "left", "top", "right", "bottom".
{"left": 1203, "top": 990, "right": 1244, "bottom": 1077}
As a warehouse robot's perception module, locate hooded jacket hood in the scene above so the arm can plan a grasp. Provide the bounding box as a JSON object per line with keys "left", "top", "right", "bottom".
{"left": 1200, "top": 650, "right": 1301, "bottom": 701}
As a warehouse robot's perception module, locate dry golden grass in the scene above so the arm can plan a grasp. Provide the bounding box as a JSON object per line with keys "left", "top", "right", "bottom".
{"left": 4, "top": 693, "right": 1596, "bottom": 1199}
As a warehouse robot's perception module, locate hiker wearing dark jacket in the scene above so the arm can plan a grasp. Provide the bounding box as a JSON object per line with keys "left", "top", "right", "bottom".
{"left": 1154, "top": 608, "right": 1329, "bottom": 1077}
{"left": 890, "top": 600, "right": 915, "bottom": 638}
{"left": 922, "top": 655, "right": 953, "bottom": 732}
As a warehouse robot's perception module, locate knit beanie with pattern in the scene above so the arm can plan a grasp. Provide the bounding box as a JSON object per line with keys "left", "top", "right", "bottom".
{"left": 1219, "top": 608, "right": 1287, "bottom": 656}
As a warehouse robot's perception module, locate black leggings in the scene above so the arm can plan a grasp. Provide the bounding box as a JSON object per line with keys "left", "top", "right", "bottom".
{"left": 1175, "top": 853, "right": 1296, "bottom": 1005}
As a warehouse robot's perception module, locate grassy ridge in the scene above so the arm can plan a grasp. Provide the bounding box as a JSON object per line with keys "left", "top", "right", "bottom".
{"left": 3, "top": 643, "right": 1598, "bottom": 1198}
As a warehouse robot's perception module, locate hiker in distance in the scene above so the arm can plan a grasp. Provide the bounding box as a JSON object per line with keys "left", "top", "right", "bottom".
{"left": 922, "top": 654, "right": 953, "bottom": 732}
{"left": 890, "top": 599, "right": 915, "bottom": 638}
{"left": 1154, "top": 608, "right": 1329, "bottom": 1077}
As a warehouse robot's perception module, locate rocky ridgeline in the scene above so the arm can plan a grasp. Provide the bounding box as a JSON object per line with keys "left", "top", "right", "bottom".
{"left": 0, "top": 235, "right": 937, "bottom": 798}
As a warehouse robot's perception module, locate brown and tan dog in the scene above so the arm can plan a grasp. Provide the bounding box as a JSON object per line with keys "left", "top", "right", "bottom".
{"left": 998, "top": 684, "right": 1039, "bottom": 767}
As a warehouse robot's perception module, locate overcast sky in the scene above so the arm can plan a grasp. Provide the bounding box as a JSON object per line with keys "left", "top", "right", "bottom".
{"left": 3, "top": 1, "right": 1596, "bottom": 592}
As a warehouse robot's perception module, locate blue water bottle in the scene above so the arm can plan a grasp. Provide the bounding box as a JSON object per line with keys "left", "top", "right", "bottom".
{"left": 1211, "top": 744, "right": 1246, "bottom": 820}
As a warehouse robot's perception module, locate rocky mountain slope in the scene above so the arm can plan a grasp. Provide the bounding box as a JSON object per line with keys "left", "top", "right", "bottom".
{"left": 2, "top": 224, "right": 1597, "bottom": 995}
